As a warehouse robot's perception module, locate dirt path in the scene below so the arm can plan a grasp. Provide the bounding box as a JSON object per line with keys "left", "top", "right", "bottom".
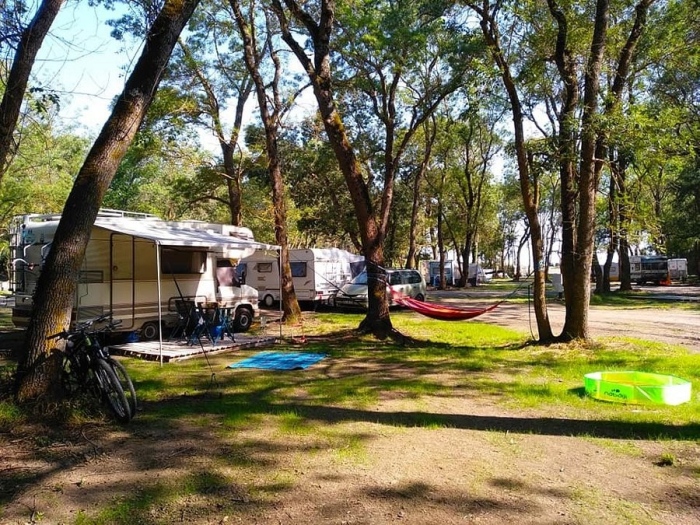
{"left": 430, "top": 285, "right": 700, "bottom": 353}
{"left": 479, "top": 302, "right": 700, "bottom": 352}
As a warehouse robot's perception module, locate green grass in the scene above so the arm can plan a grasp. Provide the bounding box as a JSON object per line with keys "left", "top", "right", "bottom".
{"left": 0, "top": 308, "right": 14, "bottom": 330}
{"left": 3, "top": 309, "right": 698, "bottom": 436}
{"left": 589, "top": 291, "right": 700, "bottom": 310}
{"left": 119, "top": 310, "right": 699, "bottom": 435}
{"left": 0, "top": 399, "right": 24, "bottom": 431}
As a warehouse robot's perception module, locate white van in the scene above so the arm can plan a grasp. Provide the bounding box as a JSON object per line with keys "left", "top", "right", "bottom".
{"left": 334, "top": 268, "right": 426, "bottom": 309}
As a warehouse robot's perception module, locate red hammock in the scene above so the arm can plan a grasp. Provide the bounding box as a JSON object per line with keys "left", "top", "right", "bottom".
{"left": 390, "top": 289, "right": 502, "bottom": 321}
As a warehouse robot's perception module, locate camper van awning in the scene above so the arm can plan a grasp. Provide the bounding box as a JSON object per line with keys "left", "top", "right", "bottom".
{"left": 94, "top": 217, "right": 279, "bottom": 256}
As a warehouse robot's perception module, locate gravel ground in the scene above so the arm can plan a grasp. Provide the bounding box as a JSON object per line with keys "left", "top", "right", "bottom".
{"left": 430, "top": 283, "right": 700, "bottom": 353}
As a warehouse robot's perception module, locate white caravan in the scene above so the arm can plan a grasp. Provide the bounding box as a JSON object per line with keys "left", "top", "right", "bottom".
{"left": 668, "top": 258, "right": 688, "bottom": 282}
{"left": 425, "top": 260, "right": 461, "bottom": 287}
{"left": 9, "top": 209, "right": 278, "bottom": 339}
{"left": 240, "top": 248, "right": 365, "bottom": 307}
{"left": 467, "top": 264, "right": 490, "bottom": 285}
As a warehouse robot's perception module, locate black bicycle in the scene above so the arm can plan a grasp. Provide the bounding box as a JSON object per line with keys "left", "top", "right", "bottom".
{"left": 48, "top": 313, "right": 137, "bottom": 423}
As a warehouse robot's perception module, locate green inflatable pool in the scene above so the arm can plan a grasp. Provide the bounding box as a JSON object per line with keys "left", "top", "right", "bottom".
{"left": 584, "top": 371, "right": 692, "bottom": 405}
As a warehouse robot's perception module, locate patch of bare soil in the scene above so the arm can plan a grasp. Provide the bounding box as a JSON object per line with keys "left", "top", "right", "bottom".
{"left": 2, "top": 360, "right": 699, "bottom": 525}
{"left": 480, "top": 301, "right": 700, "bottom": 353}
{"left": 1, "top": 299, "right": 699, "bottom": 524}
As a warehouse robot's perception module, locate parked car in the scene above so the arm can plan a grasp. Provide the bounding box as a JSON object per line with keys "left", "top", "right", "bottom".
{"left": 334, "top": 268, "right": 426, "bottom": 309}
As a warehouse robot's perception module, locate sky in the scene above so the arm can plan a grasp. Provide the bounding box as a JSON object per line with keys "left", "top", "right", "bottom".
{"left": 32, "top": 2, "right": 143, "bottom": 137}
{"left": 31, "top": 2, "right": 315, "bottom": 152}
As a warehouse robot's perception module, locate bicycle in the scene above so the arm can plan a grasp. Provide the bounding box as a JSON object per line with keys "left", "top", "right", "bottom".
{"left": 48, "top": 313, "right": 137, "bottom": 423}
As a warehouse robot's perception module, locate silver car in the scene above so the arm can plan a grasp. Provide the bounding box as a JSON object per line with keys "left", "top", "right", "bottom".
{"left": 334, "top": 268, "right": 426, "bottom": 309}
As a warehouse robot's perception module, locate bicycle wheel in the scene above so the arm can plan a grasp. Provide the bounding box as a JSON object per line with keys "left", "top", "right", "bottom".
{"left": 108, "top": 357, "right": 137, "bottom": 419}
{"left": 93, "top": 358, "right": 132, "bottom": 423}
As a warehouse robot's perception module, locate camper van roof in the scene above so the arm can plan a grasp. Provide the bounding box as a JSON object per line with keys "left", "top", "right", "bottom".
{"left": 16, "top": 208, "right": 160, "bottom": 223}
{"left": 94, "top": 217, "right": 279, "bottom": 254}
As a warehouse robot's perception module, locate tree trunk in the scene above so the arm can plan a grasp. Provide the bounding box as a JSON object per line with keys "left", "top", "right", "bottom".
{"left": 561, "top": 0, "right": 610, "bottom": 341}
{"left": 566, "top": 0, "right": 652, "bottom": 334}
{"left": 514, "top": 225, "right": 530, "bottom": 281}
{"left": 14, "top": 0, "right": 201, "bottom": 405}
{"left": 601, "top": 152, "right": 619, "bottom": 295}
{"left": 273, "top": 0, "right": 393, "bottom": 337}
{"left": 231, "top": 0, "right": 301, "bottom": 322}
{"left": 547, "top": 0, "right": 581, "bottom": 339}
{"left": 602, "top": 252, "right": 613, "bottom": 293}
{"left": 605, "top": 0, "right": 654, "bottom": 291}
{"left": 437, "top": 201, "right": 446, "bottom": 289}
{"left": 177, "top": 38, "right": 251, "bottom": 226}
{"left": 359, "top": 244, "right": 392, "bottom": 338}
{"left": 222, "top": 141, "right": 243, "bottom": 226}
{"left": 593, "top": 260, "right": 603, "bottom": 294}
{"left": 405, "top": 118, "right": 436, "bottom": 269}
{"left": 616, "top": 148, "right": 633, "bottom": 290}
{"left": 472, "top": 0, "right": 553, "bottom": 341}
{"left": 0, "top": 0, "right": 65, "bottom": 181}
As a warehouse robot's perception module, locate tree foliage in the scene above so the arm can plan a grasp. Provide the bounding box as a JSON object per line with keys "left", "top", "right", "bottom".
{"left": 0, "top": 0, "right": 65, "bottom": 181}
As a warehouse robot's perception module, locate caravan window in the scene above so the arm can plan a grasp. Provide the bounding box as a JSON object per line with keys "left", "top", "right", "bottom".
{"left": 350, "top": 260, "right": 365, "bottom": 277}
{"left": 257, "top": 262, "right": 273, "bottom": 273}
{"left": 79, "top": 270, "right": 104, "bottom": 283}
{"left": 236, "top": 262, "right": 247, "bottom": 280}
{"left": 290, "top": 262, "right": 307, "bottom": 277}
{"left": 161, "top": 249, "right": 206, "bottom": 274}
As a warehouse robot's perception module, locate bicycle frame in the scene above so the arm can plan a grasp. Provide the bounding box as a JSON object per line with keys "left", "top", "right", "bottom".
{"left": 49, "top": 313, "right": 135, "bottom": 423}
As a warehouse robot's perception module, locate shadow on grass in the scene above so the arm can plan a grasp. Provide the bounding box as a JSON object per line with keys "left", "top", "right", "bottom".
{"left": 276, "top": 402, "right": 700, "bottom": 440}
{"left": 139, "top": 385, "right": 700, "bottom": 441}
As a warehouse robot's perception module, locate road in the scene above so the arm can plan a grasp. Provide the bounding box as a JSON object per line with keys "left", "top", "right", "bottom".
{"left": 477, "top": 302, "right": 700, "bottom": 352}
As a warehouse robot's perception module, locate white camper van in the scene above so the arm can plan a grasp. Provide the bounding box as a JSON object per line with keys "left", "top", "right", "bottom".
{"left": 9, "top": 209, "right": 276, "bottom": 339}
{"left": 240, "top": 248, "right": 365, "bottom": 307}
{"left": 629, "top": 255, "right": 668, "bottom": 285}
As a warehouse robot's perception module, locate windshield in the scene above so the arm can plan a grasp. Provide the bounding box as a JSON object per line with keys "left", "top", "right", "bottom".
{"left": 350, "top": 271, "right": 368, "bottom": 285}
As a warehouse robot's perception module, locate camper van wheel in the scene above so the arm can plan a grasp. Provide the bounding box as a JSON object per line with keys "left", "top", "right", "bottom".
{"left": 263, "top": 294, "right": 275, "bottom": 307}
{"left": 414, "top": 293, "right": 425, "bottom": 302}
{"left": 233, "top": 307, "right": 253, "bottom": 332}
{"left": 140, "top": 321, "right": 160, "bottom": 341}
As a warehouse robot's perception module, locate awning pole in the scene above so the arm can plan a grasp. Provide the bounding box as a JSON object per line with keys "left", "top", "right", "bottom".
{"left": 278, "top": 248, "right": 283, "bottom": 340}
{"left": 156, "top": 242, "right": 163, "bottom": 367}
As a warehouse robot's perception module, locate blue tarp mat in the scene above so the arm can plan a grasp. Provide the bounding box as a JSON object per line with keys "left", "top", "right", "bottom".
{"left": 227, "top": 351, "right": 326, "bottom": 370}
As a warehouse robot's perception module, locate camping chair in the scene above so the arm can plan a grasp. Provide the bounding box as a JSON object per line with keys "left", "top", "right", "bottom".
{"left": 218, "top": 304, "right": 236, "bottom": 342}
{"left": 189, "top": 302, "right": 225, "bottom": 346}
{"left": 170, "top": 299, "right": 198, "bottom": 342}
